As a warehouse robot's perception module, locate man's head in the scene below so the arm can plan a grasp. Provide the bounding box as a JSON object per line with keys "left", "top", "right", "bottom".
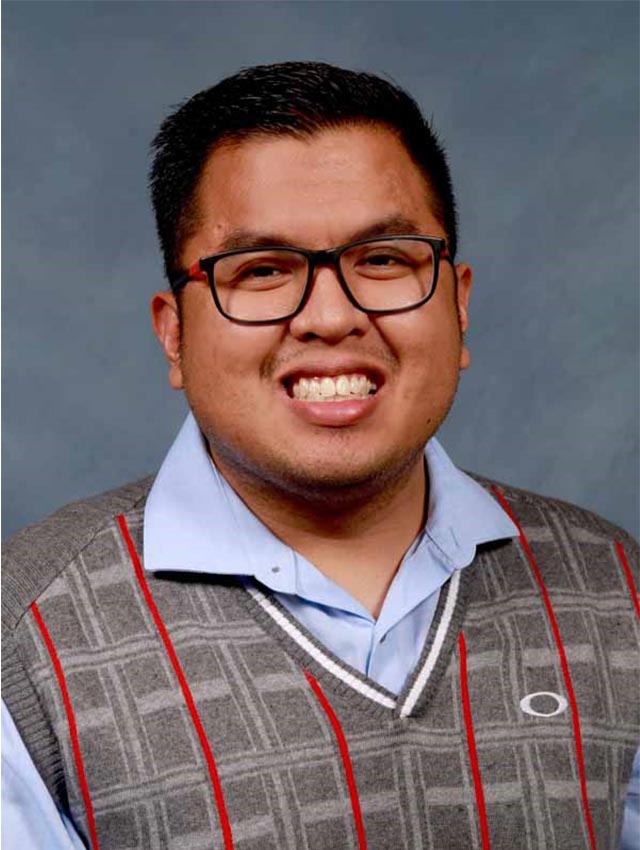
{"left": 150, "top": 61, "right": 458, "bottom": 283}
{"left": 150, "top": 63, "right": 472, "bottom": 510}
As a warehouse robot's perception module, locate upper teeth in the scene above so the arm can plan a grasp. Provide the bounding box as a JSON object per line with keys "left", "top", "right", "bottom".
{"left": 291, "top": 373, "right": 377, "bottom": 401}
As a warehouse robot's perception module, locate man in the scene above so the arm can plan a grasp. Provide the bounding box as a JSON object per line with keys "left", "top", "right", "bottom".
{"left": 3, "top": 62, "right": 638, "bottom": 850}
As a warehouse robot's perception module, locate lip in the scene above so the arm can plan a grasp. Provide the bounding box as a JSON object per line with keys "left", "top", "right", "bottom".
{"left": 276, "top": 358, "right": 388, "bottom": 427}
{"left": 282, "top": 389, "right": 381, "bottom": 427}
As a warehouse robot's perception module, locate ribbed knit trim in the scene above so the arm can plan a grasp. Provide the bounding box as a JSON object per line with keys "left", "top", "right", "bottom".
{"left": 398, "top": 539, "right": 513, "bottom": 718}
{"left": 399, "top": 568, "right": 464, "bottom": 717}
{"left": 243, "top": 583, "right": 396, "bottom": 718}
{"left": 31, "top": 601, "right": 101, "bottom": 850}
{"left": 239, "top": 547, "right": 491, "bottom": 719}
{"left": 1, "top": 636, "right": 68, "bottom": 809}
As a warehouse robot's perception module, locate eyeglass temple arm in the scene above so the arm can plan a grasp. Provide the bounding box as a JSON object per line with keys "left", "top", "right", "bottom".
{"left": 171, "top": 261, "right": 208, "bottom": 292}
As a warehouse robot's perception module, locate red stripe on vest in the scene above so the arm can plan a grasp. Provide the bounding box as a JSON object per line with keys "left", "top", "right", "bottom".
{"left": 116, "top": 514, "right": 234, "bottom": 850}
{"left": 615, "top": 541, "right": 640, "bottom": 620}
{"left": 458, "top": 631, "right": 491, "bottom": 850}
{"left": 491, "top": 487, "right": 598, "bottom": 850}
{"left": 31, "top": 601, "right": 101, "bottom": 850}
{"left": 304, "top": 671, "right": 368, "bottom": 850}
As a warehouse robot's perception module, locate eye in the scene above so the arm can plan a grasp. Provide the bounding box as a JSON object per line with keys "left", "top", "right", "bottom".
{"left": 217, "top": 251, "right": 303, "bottom": 291}
{"left": 244, "top": 263, "right": 284, "bottom": 278}
{"left": 353, "top": 248, "right": 415, "bottom": 278}
{"left": 234, "top": 263, "right": 292, "bottom": 290}
{"left": 363, "top": 252, "right": 409, "bottom": 267}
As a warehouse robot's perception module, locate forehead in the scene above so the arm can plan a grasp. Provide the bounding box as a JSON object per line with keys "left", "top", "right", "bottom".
{"left": 186, "top": 126, "right": 442, "bottom": 257}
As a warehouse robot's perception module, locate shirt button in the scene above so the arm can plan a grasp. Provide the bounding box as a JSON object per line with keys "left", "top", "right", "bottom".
{"left": 271, "top": 566, "right": 280, "bottom": 573}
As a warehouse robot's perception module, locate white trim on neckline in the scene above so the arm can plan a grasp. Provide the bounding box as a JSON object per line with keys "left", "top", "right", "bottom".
{"left": 247, "top": 585, "right": 397, "bottom": 710}
{"left": 399, "top": 569, "right": 461, "bottom": 718}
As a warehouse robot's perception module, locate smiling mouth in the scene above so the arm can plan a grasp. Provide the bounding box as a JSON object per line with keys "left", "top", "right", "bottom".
{"left": 286, "top": 373, "right": 378, "bottom": 402}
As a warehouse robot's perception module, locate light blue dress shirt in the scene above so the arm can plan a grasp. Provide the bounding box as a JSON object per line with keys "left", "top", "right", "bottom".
{"left": 3, "top": 413, "right": 638, "bottom": 849}
{"left": 1, "top": 704, "right": 85, "bottom": 850}
{"left": 144, "top": 414, "right": 518, "bottom": 694}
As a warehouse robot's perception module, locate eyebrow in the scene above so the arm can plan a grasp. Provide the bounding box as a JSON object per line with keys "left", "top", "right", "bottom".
{"left": 217, "top": 215, "right": 424, "bottom": 253}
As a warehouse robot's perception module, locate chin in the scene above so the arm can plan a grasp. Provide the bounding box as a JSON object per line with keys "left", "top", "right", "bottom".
{"left": 202, "top": 416, "right": 428, "bottom": 504}
{"left": 258, "top": 443, "right": 425, "bottom": 505}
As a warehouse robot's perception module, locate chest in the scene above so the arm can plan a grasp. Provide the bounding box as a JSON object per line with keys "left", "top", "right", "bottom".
{"left": 20, "top": 527, "right": 639, "bottom": 850}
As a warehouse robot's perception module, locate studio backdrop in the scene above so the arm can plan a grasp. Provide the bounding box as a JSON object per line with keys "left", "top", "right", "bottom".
{"left": 3, "top": 0, "right": 638, "bottom": 538}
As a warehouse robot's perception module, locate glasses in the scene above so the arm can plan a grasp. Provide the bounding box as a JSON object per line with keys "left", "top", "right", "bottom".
{"left": 170, "top": 235, "right": 451, "bottom": 324}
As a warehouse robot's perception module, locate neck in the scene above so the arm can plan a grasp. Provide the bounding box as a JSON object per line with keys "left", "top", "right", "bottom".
{"left": 209, "top": 447, "right": 429, "bottom": 618}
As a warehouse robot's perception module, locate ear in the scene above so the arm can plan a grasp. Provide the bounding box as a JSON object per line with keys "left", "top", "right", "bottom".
{"left": 151, "top": 291, "right": 184, "bottom": 390}
{"left": 454, "top": 263, "right": 473, "bottom": 371}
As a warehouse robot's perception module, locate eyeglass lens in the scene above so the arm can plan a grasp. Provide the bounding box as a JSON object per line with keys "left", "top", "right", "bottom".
{"left": 213, "top": 238, "right": 436, "bottom": 322}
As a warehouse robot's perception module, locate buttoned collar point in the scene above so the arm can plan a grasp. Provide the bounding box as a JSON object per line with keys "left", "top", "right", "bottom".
{"left": 143, "top": 413, "right": 297, "bottom": 593}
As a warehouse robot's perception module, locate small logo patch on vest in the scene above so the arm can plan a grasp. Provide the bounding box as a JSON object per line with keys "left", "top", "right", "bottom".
{"left": 519, "top": 691, "right": 568, "bottom": 718}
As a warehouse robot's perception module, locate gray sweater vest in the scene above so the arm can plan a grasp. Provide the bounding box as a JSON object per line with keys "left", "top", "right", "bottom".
{"left": 2, "top": 474, "right": 639, "bottom": 850}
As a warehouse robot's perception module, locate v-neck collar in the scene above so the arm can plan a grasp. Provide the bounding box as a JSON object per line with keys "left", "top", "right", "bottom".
{"left": 238, "top": 556, "right": 476, "bottom": 719}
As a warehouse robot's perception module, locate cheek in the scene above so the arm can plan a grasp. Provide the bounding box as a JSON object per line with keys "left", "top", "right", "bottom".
{"left": 389, "top": 305, "right": 462, "bottom": 384}
{"left": 400, "top": 327, "right": 462, "bottom": 433}
{"left": 181, "top": 313, "right": 280, "bottom": 402}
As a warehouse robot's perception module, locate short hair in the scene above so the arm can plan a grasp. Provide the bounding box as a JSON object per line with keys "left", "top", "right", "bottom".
{"left": 150, "top": 61, "right": 458, "bottom": 282}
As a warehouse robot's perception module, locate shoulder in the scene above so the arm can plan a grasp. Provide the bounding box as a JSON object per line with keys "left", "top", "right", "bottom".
{"left": 461, "top": 474, "right": 639, "bottom": 638}
{"left": 2, "top": 476, "right": 154, "bottom": 632}
{"left": 468, "top": 470, "right": 638, "bottom": 548}
{"left": 467, "top": 470, "right": 639, "bottom": 591}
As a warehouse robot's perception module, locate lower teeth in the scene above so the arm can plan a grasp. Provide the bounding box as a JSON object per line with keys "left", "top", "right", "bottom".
{"left": 299, "top": 391, "right": 375, "bottom": 402}
{"left": 312, "top": 396, "right": 367, "bottom": 402}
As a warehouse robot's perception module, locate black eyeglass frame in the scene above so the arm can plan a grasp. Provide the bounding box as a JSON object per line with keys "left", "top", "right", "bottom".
{"left": 170, "top": 234, "right": 452, "bottom": 325}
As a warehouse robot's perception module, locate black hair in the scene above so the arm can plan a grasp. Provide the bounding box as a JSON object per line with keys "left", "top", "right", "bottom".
{"left": 150, "top": 61, "right": 458, "bottom": 282}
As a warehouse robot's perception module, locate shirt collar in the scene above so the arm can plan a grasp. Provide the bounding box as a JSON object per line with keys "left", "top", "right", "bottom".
{"left": 143, "top": 413, "right": 295, "bottom": 591}
{"left": 423, "top": 436, "right": 517, "bottom": 566}
{"left": 143, "top": 413, "right": 518, "bottom": 585}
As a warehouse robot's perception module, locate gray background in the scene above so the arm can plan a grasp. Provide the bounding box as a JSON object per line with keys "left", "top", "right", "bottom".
{"left": 3, "top": 1, "right": 638, "bottom": 539}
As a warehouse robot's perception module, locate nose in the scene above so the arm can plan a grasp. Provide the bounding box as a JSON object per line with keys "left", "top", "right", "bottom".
{"left": 288, "top": 264, "right": 371, "bottom": 342}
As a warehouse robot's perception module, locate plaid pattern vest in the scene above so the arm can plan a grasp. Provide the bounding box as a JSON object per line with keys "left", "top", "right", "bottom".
{"left": 3, "top": 475, "right": 639, "bottom": 850}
